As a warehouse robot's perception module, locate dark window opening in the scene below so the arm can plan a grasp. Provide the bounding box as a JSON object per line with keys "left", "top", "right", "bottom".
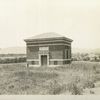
{"left": 67, "top": 50, "right": 69, "bottom": 59}
{"left": 54, "top": 61, "right": 57, "bottom": 65}
{"left": 64, "top": 61, "right": 67, "bottom": 64}
{"left": 32, "top": 61, "right": 35, "bottom": 65}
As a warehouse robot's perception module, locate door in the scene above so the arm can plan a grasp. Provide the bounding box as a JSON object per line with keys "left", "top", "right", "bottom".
{"left": 41, "top": 55, "right": 47, "bottom": 66}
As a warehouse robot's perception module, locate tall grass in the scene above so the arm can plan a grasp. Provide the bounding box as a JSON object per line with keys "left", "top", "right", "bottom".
{"left": 0, "top": 61, "right": 99, "bottom": 94}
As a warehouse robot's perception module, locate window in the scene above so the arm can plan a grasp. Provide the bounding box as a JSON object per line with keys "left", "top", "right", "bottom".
{"left": 65, "top": 50, "right": 67, "bottom": 59}
{"left": 54, "top": 61, "right": 57, "bottom": 65}
{"left": 64, "top": 61, "right": 67, "bottom": 64}
{"left": 32, "top": 61, "right": 35, "bottom": 65}
{"left": 67, "top": 50, "right": 69, "bottom": 59}
{"left": 65, "top": 49, "right": 69, "bottom": 59}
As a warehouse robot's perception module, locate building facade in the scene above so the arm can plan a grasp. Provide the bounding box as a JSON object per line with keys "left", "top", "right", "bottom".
{"left": 24, "top": 33, "right": 73, "bottom": 67}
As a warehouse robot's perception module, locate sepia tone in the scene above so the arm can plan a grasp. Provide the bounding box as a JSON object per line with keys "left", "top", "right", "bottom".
{"left": 0, "top": 0, "right": 100, "bottom": 95}
{"left": 24, "top": 33, "right": 73, "bottom": 67}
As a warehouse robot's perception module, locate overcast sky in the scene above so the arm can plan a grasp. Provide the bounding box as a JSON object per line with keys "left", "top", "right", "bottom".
{"left": 0, "top": 0, "right": 100, "bottom": 49}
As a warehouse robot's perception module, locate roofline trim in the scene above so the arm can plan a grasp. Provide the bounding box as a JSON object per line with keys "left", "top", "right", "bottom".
{"left": 24, "top": 37, "right": 73, "bottom": 42}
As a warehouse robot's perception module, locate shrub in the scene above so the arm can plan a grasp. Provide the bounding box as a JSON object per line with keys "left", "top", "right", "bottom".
{"left": 8, "top": 85, "right": 14, "bottom": 89}
{"left": 83, "top": 80, "right": 95, "bottom": 89}
{"left": 0, "top": 57, "right": 26, "bottom": 64}
{"left": 67, "top": 82, "right": 83, "bottom": 95}
{"left": 21, "top": 85, "right": 30, "bottom": 91}
{"left": 90, "top": 90, "right": 95, "bottom": 94}
{"left": 48, "top": 80, "right": 67, "bottom": 95}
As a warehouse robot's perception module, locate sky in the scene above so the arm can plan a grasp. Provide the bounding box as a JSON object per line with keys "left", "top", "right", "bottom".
{"left": 0, "top": 0, "right": 100, "bottom": 49}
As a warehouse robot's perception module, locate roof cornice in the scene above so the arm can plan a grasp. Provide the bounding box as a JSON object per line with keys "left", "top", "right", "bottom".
{"left": 24, "top": 37, "right": 73, "bottom": 42}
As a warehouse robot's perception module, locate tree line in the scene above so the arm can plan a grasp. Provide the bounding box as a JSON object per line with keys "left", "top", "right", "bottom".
{"left": 0, "top": 54, "right": 26, "bottom": 64}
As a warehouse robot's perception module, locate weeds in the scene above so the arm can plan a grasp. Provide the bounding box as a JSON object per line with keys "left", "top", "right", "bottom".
{"left": 67, "top": 82, "right": 83, "bottom": 95}
{"left": 0, "top": 61, "right": 99, "bottom": 95}
{"left": 48, "top": 80, "right": 67, "bottom": 95}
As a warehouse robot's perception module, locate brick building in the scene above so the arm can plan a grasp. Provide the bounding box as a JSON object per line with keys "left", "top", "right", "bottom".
{"left": 24, "top": 33, "right": 73, "bottom": 67}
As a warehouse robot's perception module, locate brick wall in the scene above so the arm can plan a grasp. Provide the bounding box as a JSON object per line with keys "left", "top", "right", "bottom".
{"left": 49, "top": 45, "right": 64, "bottom": 59}
{"left": 27, "top": 46, "right": 39, "bottom": 59}
{"left": 27, "top": 45, "right": 71, "bottom": 62}
{"left": 50, "top": 51, "right": 63, "bottom": 59}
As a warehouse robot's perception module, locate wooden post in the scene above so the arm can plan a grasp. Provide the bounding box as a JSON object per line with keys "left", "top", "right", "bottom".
{"left": 26, "top": 62, "right": 30, "bottom": 75}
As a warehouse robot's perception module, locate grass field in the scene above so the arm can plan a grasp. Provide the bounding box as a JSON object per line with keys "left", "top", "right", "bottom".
{"left": 0, "top": 61, "right": 100, "bottom": 95}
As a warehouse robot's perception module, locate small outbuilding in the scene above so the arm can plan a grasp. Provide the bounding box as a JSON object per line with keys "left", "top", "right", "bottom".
{"left": 24, "top": 33, "right": 73, "bottom": 67}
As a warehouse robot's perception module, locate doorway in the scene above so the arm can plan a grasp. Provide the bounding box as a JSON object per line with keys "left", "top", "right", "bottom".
{"left": 41, "top": 55, "right": 47, "bottom": 66}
